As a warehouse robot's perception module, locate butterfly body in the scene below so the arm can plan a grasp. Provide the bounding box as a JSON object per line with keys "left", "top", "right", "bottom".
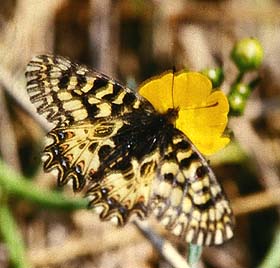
{"left": 26, "top": 55, "right": 234, "bottom": 246}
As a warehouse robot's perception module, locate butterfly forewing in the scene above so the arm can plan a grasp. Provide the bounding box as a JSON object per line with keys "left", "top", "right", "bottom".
{"left": 26, "top": 54, "right": 234, "bottom": 246}
{"left": 26, "top": 55, "right": 154, "bottom": 125}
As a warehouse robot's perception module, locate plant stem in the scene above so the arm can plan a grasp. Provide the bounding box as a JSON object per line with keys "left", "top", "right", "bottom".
{"left": 188, "top": 244, "right": 202, "bottom": 268}
{"left": 0, "top": 199, "right": 29, "bottom": 268}
{"left": 259, "top": 227, "right": 280, "bottom": 268}
{"left": 0, "top": 159, "right": 88, "bottom": 211}
{"left": 235, "top": 71, "right": 244, "bottom": 85}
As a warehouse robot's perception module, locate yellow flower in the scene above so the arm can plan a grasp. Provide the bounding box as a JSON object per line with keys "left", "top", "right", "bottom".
{"left": 139, "top": 71, "right": 230, "bottom": 155}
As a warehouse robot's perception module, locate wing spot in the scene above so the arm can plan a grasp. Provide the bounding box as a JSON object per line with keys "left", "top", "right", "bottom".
{"left": 156, "top": 181, "right": 172, "bottom": 198}
{"left": 87, "top": 96, "right": 99, "bottom": 104}
{"left": 164, "top": 173, "right": 174, "bottom": 183}
{"left": 69, "top": 76, "right": 78, "bottom": 86}
{"left": 95, "top": 103, "right": 111, "bottom": 117}
{"left": 176, "top": 150, "right": 192, "bottom": 162}
{"left": 93, "top": 77, "right": 108, "bottom": 91}
{"left": 186, "top": 228, "right": 195, "bottom": 243}
{"left": 180, "top": 152, "right": 199, "bottom": 166}
{"left": 57, "top": 91, "right": 73, "bottom": 101}
{"left": 172, "top": 224, "right": 183, "bottom": 236}
{"left": 160, "top": 162, "right": 178, "bottom": 176}
{"left": 193, "top": 194, "right": 211, "bottom": 206}
{"left": 77, "top": 74, "right": 87, "bottom": 87}
{"left": 123, "top": 92, "right": 136, "bottom": 106}
{"left": 79, "top": 143, "right": 86, "bottom": 149}
{"left": 211, "top": 185, "right": 222, "bottom": 196}
{"left": 182, "top": 161, "right": 201, "bottom": 179}
{"left": 170, "top": 187, "right": 183, "bottom": 207}
{"left": 176, "top": 173, "right": 185, "bottom": 183}
{"left": 96, "top": 84, "right": 114, "bottom": 99}
{"left": 214, "top": 229, "right": 223, "bottom": 245}
{"left": 160, "top": 216, "right": 170, "bottom": 226}
{"left": 192, "top": 210, "right": 201, "bottom": 221}
{"left": 191, "top": 180, "right": 204, "bottom": 192}
{"left": 112, "top": 91, "right": 126, "bottom": 104}
{"left": 58, "top": 75, "right": 69, "bottom": 88}
{"left": 182, "top": 197, "right": 192, "bottom": 213}
{"left": 174, "top": 140, "right": 191, "bottom": 150}
{"left": 205, "top": 233, "right": 212, "bottom": 246}
{"left": 98, "top": 145, "right": 112, "bottom": 160}
{"left": 196, "top": 166, "right": 209, "bottom": 178}
{"left": 226, "top": 225, "right": 234, "bottom": 239}
{"left": 215, "top": 209, "right": 223, "bottom": 221}
{"left": 62, "top": 99, "right": 83, "bottom": 110}
{"left": 71, "top": 109, "right": 88, "bottom": 121}
{"left": 88, "top": 142, "right": 98, "bottom": 152}
{"left": 197, "top": 231, "right": 205, "bottom": 245}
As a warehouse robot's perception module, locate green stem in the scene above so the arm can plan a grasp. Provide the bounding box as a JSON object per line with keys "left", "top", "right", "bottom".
{"left": 188, "top": 244, "right": 202, "bottom": 268}
{"left": 0, "top": 159, "right": 88, "bottom": 211}
{"left": 0, "top": 199, "right": 29, "bottom": 268}
{"left": 249, "top": 76, "right": 261, "bottom": 90}
{"left": 259, "top": 227, "right": 280, "bottom": 268}
{"left": 235, "top": 71, "right": 244, "bottom": 85}
{"left": 209, "top": 141, "right": 248, "bottom": 166}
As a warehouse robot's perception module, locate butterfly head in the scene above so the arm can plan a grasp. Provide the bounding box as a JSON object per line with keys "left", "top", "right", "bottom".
{"left": 164, "top": 107, "right": 179, "bottom": 125}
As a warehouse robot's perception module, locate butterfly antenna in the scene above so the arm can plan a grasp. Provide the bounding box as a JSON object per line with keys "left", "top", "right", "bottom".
{"left": 171, "top": 66, "right": 176, "bottom": 109}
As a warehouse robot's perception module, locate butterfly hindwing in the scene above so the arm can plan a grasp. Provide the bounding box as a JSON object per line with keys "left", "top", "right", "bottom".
{"left": 150, "top": 129, "right": 233, "bottom": 246}
{"left": 86, "top": 149, "right": 160, "bottom": 225}
{"left": 85, "top": 111, "right": 165, "bottom": 225}
{"left": 42, "top": 109, "right": 163, "bottom": 224}
{"left": 43, "top": 118, "right": 125, "bottom": 191}
{"left": 26, "top": 55, "right": 154, "bottom": 125}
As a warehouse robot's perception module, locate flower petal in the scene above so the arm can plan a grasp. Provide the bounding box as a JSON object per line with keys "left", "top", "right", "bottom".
{"left": 139, "top": 71, "right": 174, "bottom": 113}
{"left": 138, "top": 70, "right": 230, "bottom": 155}
{"left": 174, "top": 72, "right": 212, "bottom": 108}
{"left": 176, "top": 90, "right": 229, "bottom": 155}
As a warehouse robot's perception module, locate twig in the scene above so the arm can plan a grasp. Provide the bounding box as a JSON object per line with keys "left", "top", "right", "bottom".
{"left": 134, "top": 220, "right": 191, "bottom": 268}
{"left": 0, "top": 85, "right": 20, "bottom": 171}
{"left": 89, "top": 0, "right": 116, "bottom": 76}
{"left": 170, "top": 4, "right": 280, "bottom": 24}
{"left": 0, "top": 66, "right": 51, "bottom": 132}
{"left": 232, "top": 186, "right": 280, "bottom": 216}
{"left": 230, "top": 117, "right": 279, "bottom": 188}
{"left": 203, "top": 247, "right": 244, "bottom": 268}
{"left": 0, "top": 0, "right": 66, "bottom": 73}
{"left": 28, "top": 224, "right": 143, "bottom": 267}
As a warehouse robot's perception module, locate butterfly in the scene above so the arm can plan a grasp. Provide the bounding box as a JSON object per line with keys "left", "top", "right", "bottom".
{"left": 26, "top": 54, "right": 234, "bottom": 246}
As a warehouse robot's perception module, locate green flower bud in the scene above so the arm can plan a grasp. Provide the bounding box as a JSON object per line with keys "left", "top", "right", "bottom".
{"left": 231, "top": 38, "right": 264, "bottom": 72}
{"left": 231, "top": 83, "right": 251, "bottom": 98}
{"left": 228, "top": 92, "right": 247, "bottom": 116}
{"left": 201, "top": 67, "right": 224, "bottom": 88}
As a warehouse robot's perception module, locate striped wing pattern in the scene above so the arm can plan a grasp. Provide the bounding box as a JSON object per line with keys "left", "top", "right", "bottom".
{"left": 26, "top": 55, "right": 234, "bottom": 246}
{"left": 150, "top": 130, "right": 233, "bottom": 245}
{"left": 26, "top": 55, "right": 153, "bottom": 125}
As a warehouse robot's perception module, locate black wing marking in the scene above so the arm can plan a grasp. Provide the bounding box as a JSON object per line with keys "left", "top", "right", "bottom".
{"left": 26, "top": 54, "right": 154, "bottom": 125}
{"left": 149, "top": 129, "right": 234, "bottom": 246}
